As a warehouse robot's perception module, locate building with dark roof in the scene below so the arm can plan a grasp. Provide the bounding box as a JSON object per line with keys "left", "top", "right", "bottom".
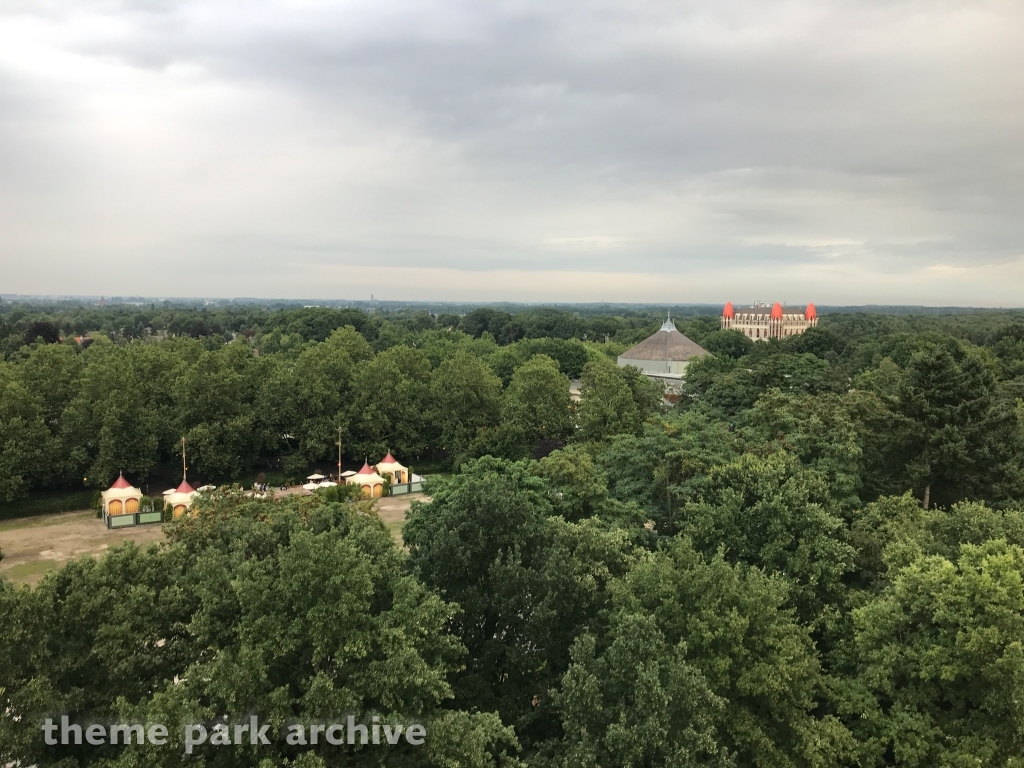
{"left": 617, "top": 319, "right": 710, "bottom": 393}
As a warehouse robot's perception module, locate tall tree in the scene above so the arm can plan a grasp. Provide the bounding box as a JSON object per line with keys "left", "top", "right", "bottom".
{"left": 404, "top": 457, "right": 636, "bottom": 749}
{"left": 429, "top": 349, "right": 502, "bottom": 460}
{"left": 575, "top": 361, "right": 643, "bottom": 443}
{"left": 0, "top": 363, "right": 54, "bottom": 500}
{"left": 741, "top": 389, "right": 864, "bottom": 511}
{"left": 498, "top": 355, "right": 572, "bottom": 459}
{"left": 854, "top": 540, "right": 1024, "bottom": 767}
{"left": 557, "top": 538, "right": 852, "bottom": 768}
{"left": 898, "top": 343, "right": 1022, "bottom": 508}
{"left": 348, "top": 346, "right": 432, "bottom": 460}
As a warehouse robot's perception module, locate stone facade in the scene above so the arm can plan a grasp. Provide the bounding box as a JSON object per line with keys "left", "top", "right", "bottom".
{"left": 721, "top": 302, "right": 817, "bottom": 341}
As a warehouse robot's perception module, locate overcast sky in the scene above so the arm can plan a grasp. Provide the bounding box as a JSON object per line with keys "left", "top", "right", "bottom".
{"left": 2, "top": 1, "right": 1023, "bottom": 305}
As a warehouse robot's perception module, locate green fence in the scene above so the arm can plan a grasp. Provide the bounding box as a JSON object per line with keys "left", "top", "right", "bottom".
{"left": 105, "top": 511, "right": 164, "bottom": 528}
{"left": 391, "top": 481, "right": 424, "bottom": 496}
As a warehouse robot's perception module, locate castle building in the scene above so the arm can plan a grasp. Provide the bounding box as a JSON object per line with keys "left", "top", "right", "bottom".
{"left": 721, "top": 302, "right": 817, "bottom": 341}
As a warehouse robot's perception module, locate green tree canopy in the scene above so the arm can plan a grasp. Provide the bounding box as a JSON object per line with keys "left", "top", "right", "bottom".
{"left": 897, "top": 342, "right": 1024, "bottom": 508}
{"left": 348, "top": 346, "right": 433, "bottom": 461}
{"left": 497, "top": 355, "right": 572, "bottom": 459}
{"left": 575, "top": 361, "right": 643, "bottom": 443}
{"left": 429, "top": 349, "right": 502, "bottom": 460}
{"left": 404, "top": 458, "right": 636, "bottom": 748}
{"left": 853, "top": 540, "right": 1024, "bottom": 767}
{"left": 0, "top": 493, "right": 523, "bottom": 767}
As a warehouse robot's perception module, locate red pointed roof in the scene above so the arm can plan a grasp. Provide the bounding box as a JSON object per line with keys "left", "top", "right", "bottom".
{"left": 804, "top": 302, "right": 817, "bottom": 320}
{"left": 110, "top": 473, "right": 132, "bottom": 490}
{"left": 357, "top": 461, "right": 374, "bottom": 475}
{"left": 722, "top": 302, "right": 734, "bottom": 319}
{"left": 380, "top": 452, "right": 397, "bottom": 464}
{"left": 771, "top": 302, "right": 783, "bottom": 320}
{"left": 175, "top": 479, "right": 195, "bottom": 494}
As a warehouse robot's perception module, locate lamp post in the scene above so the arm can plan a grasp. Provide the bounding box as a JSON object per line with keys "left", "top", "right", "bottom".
{"left": 336, "top": 426, "right": 343, "bottom": 482}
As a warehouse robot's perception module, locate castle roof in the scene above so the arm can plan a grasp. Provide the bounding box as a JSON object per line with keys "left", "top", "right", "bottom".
{"left": 728, "top": 304, "right": 812, "bottom": 317}
{"left": 619, "top": 321, "right": 709, "bottom": 362}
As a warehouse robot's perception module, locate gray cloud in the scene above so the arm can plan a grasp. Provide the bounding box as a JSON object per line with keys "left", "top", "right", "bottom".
{"left": 1, "top": 0, "right": 1023, "bottom": 303}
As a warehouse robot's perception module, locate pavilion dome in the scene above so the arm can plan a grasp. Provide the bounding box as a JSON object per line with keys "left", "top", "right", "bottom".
{"left": 618, "top": 322, "right": 709, "bottom": 364}
{"left": 771, "top": 302, "right": 783, "bottom": 319}
{"left": 805, "top": 302, "right": 817, "bottom": 320}
{"left": 723, "top": 302, "right": 734, "bottom": 319}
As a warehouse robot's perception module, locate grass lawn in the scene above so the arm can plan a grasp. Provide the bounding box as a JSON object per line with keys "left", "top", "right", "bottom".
{"left": 2, "top": 559, "right": 61, "bottom": 583}
{"left": 385, "top": 519, "right": 406, "bottom": 544}
{"left": 408, "top": 458, "right": 451, "bottom": 474}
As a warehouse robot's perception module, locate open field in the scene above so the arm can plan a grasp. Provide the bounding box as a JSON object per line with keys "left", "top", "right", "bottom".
{"left": 0, "top": 511, "right": 166, "bottom": 586}
{"left": 0, "top": 493, "right": 430, "bottom": 587}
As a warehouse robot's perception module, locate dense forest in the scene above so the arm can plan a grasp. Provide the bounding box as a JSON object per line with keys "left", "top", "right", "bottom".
{"left": 3, "top": 301, "right": 1024, "bottom": 765}
{"left": 0, "top": 302, "right": 700, "bottom": 498}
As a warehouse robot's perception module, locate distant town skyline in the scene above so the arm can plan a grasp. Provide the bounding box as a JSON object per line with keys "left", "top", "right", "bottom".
{"left": 2, "top": 1, "right": 1023, "bottom": 305}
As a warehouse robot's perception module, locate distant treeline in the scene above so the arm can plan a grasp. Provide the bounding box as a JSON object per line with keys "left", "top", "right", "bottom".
{"left": 0, "top": 303, "right": 687, "bottom": 355}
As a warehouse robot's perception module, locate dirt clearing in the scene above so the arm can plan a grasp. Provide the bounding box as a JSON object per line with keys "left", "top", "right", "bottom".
{"left": 0, "top": 511, "right": 166, "bottom": 586}
{"left": 374, "top": 493, "right": 430, "bottom": 542}
{"left": 0, "top": 494, "right": 430, "bottom": 586}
